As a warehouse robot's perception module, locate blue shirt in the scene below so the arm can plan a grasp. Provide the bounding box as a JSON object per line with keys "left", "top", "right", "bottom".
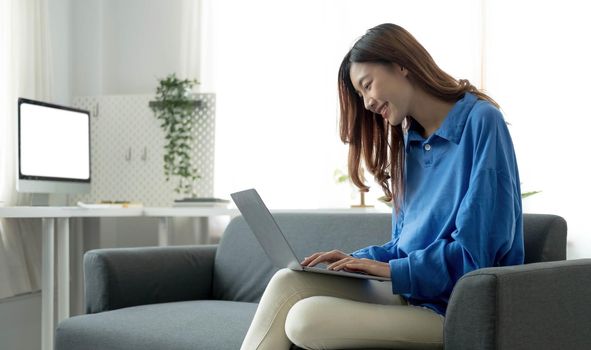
{"left": 351, "top": 93, "right": 524, "bottom": 316}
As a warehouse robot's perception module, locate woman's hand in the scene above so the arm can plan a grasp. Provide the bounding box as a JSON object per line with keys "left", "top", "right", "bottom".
{"left": 301, "top": 250, "right": 350, "bottom": 267}
{"left": 328, "top": 256, "right": 391, "bottom": 278}
{"left": 301, "top": 250, "right": 391, "bottom": 279}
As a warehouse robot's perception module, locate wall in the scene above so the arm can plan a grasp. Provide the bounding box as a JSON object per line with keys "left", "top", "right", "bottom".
{"left": 48, "top": 0, "right": 71, "bottom": 104}
{"left": 72, "top": 0, "right": 194, "bottom": 96}
{"left": 71, "top": 0, "right": 103, "bottom": 97}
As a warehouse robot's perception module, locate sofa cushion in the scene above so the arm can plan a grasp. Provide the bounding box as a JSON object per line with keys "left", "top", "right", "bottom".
{"left": 212, "top": 213, "right": 392, "bottom": 302}
{"left": 56, "top": 300, "right": 257, "bottom": 350}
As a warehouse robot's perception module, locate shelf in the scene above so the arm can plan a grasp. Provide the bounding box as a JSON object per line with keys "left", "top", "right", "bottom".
{"left": 148, "top": 99, "right": 202, "bottom": 109}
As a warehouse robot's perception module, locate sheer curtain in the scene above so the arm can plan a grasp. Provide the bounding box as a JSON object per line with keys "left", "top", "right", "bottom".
{"left": 0, "top": 0, "right": 53, "bottom": 299}
{"left": 483, "top": 0, "right": 591, "bottom": 259}
{"left": 201, "top": 0, "right": 480, "bottom": 209}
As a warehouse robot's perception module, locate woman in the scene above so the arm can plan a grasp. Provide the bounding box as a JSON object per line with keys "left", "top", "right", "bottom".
{"left": 240, "top": 23, "right": 523, "bottom": 350}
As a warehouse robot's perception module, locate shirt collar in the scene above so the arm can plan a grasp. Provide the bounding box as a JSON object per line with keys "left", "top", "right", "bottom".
{"left": 405, "top": 92, "right": 478, "bottom": 152}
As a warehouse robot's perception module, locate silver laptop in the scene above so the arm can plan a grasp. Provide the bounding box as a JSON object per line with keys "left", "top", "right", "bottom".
{"left": 230, "top": 188, "right": 390, "bottom": 282}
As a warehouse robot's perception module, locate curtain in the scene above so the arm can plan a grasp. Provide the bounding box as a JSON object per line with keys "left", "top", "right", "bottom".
{"left": 483, "top": 0, "right": 591, "bottom": 259}
{"left": 0, "top": 0, "right": 53, "bottom": 299}
{"left": 202, "top": 0, "right": 479, "bottom": 208}
{"left": 179, "top": 0, "right": 202, "bottom": 83}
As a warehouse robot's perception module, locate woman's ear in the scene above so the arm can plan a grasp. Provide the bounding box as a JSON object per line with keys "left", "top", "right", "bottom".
{"left": 392, "top": 63, "right": 408, "bottom": 77}
{"left": 399, "top": 65, "right": 408, "bottom": 77}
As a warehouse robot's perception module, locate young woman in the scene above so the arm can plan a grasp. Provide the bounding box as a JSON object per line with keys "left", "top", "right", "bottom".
{"left": 240, "top": 23, "right": 523, "bottom": 350}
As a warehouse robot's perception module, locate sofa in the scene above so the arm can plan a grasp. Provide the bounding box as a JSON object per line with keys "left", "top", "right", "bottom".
{"left": 55, "top": 212, "right": 591, "bottom": 350}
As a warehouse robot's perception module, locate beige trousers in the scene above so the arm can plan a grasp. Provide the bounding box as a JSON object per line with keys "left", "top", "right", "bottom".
{"left": 240, "top": 269, "right": 444, "bottom": 350}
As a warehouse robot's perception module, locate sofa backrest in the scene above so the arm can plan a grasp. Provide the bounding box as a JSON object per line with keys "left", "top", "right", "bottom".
{"left": 212, "top": 212, "right": 391, "bottom": 302}
{"left": 212, "top": 212, "right": 566, "bottom": 303}
{"left": 522, "top": 213, "right": 567, "bottom": 263}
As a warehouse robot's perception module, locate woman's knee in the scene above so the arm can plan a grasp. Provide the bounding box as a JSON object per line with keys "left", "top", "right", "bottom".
{"left": 268, "top": 268, "right": 299, "bottom": 287}
{"left": 263, "top": 268, "right": 305, "bottom": 296}
{"left": 285, "top": 297, "right": 331, "bottom": 348}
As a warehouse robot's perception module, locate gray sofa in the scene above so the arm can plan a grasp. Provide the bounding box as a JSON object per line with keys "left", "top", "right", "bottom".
{"left": 55, "top": 213, "right": 591, "bottom": 350}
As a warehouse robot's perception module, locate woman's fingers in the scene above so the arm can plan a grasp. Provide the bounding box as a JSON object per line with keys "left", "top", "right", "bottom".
{"left": 328, "top": 258, "right": 391, "bottom": 278}
{"left": 327, "top": 256, "right": 356, "bottom": 270}
{"left": 301, "top": 250, "right": 348, "bottom": 267}
{"left": 300, "top": 252, "right": 324, "bottom": 266}
{"left": 302, "top": 253, "right": 391, "bottom": 278}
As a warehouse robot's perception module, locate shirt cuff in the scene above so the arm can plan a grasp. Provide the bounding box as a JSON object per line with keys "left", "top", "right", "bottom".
{"left": 349, "top": 250, "right": 364, "bottom": 259}
{"left": 389, "top": 257, "right": 411, "bottom": 294}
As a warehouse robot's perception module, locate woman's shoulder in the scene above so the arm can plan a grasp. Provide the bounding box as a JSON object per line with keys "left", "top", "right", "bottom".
{"left": 465, "top": 98, "right": 506, "bottom": 131}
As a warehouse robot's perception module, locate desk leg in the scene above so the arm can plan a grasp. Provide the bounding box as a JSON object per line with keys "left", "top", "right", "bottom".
{"left": 193, "top": 217, "right": 209, "bottom": 244}
{"left": 41, "top": 218, "right": 55, "bottom": 350}
{"left": 57, "top": 218, "right": 70, "bottom": 322}
{"left": 158, "top": 217, "right": 169, "bottom": 246}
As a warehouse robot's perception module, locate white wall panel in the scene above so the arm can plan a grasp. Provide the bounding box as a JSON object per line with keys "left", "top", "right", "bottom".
{"left": 70, "top": 93, "right": 216, "bottom": 205}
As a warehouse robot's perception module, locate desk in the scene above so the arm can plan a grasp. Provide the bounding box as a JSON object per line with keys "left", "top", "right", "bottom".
{"left": 143, "top": 207, "right": 239, "bottom": 245}
{"left": 0, "top": 205, "right": 387, "bottom": 350}
{"left": 142, "top": 207, "right": 389, "bottom": 245}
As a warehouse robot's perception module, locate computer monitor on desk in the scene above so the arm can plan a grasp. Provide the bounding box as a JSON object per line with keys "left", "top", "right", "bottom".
{"left": 17, "top": 98, "right": 91, "bottom": 205}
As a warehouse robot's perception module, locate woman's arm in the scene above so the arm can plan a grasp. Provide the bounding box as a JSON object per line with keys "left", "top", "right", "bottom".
{"left": 350, "top": 210, "right": 403, "bottom": 262}
{"left": 349, "top": 240, "right": 398, "bottom": 262}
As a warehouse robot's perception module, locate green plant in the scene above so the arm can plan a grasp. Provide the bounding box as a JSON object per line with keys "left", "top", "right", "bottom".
{"left": 333, "top": 169, "right": 350, "bottom": 184}
{"left": 521, "top": 190, "right": 541, "bottom": 199}
{"left": 150, "top": 73, "right": 201, "bottom": 197}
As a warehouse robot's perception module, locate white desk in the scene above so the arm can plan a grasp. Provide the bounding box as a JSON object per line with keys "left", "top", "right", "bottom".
{"left": 142, "top": 207, "right": 388, "bottom": 245}
{"left": 0, "top": 205, "right": 388, "bottom": 350}
{"left": 143, "top": 207, "right": 239, "bottom": 245}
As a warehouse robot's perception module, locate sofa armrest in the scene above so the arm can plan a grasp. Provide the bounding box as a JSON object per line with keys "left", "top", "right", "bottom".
{"left": 84, "top": 245, "right": 217, "bottom": 313}
{"left": 445, "top": 259, "right": 591, "bottom": 350}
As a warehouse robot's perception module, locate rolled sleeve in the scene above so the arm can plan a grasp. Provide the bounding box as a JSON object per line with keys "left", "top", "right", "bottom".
{"left": 390, "top": 257, "right": 411, "bottom": 294}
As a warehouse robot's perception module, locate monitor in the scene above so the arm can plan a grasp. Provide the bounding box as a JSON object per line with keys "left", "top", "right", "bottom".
{"left": 17, "top": 98, "right": 91, "bottom": 205}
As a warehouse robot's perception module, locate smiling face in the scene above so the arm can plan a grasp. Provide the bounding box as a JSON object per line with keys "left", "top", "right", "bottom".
{"left": 349, "top": 62, "right": 413, "bottom": 126}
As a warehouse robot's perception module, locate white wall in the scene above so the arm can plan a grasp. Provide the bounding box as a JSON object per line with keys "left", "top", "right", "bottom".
{"left": 48, "top": 0, "right": 71, "bottom": 104}
{"left": 71, "top": 0, "right": 103, "bottom": 97}
{"left": 71, "top": 0, "right": 193, "bottom": 96}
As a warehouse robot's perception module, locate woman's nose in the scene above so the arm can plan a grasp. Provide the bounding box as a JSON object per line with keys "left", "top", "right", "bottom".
{"left": 364, "top": 97, "right": 376, "bottom": 112}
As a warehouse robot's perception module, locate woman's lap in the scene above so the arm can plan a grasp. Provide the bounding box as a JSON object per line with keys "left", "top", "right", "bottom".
{"left": 240, "top": 269, "right": 443, "bottom": 350}
{"left": 286, "top": 296, "right": 444, "bottom": 350}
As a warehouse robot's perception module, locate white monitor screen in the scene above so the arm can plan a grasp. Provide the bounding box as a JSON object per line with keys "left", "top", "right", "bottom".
{"left": 19, "top": 100, "right": 90, "bottom": 181}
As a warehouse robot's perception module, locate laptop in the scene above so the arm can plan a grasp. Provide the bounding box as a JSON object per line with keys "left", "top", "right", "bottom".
{"left": 230, "top": 188, "right": 391, "bottom": 282}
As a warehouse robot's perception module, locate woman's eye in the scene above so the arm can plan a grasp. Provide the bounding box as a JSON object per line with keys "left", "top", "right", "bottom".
{"left": 364, "top": 82, "right": 371, "bottom": 90}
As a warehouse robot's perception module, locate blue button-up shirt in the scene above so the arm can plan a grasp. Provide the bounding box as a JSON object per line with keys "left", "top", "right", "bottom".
{"left": 351, "top": 93, "right": 524, "bottom": 316}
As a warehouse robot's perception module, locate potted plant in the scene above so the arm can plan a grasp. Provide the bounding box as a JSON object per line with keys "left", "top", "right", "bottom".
{"left": 150, "top": 73, "right": 202, "bottom": 198}
{"left": 334, "top": 168, "right": 373, "bottom": 208}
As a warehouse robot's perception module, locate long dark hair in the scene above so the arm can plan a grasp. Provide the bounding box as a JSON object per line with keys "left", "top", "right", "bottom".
{"left": 338, "top": 23, "right": 498, "bottom": 213}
